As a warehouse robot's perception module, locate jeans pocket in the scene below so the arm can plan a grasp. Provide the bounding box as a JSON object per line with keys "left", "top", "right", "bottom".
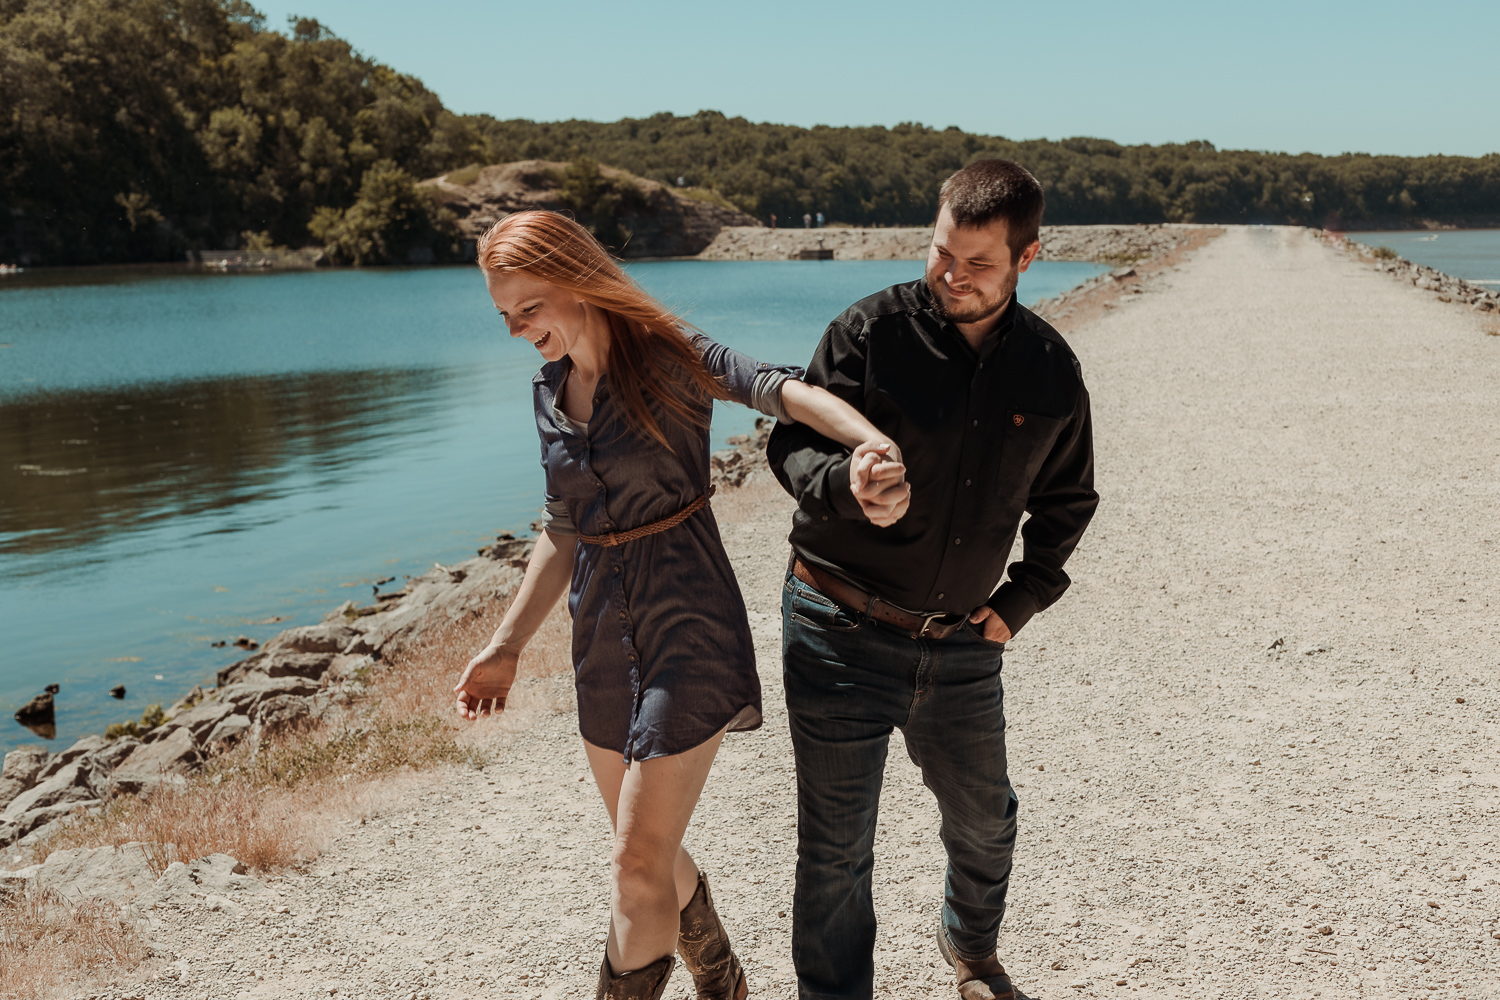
{"left": 788, "top": 583, "right": 863, "bottom": 632}
{"left": 965, "top": 621, "right": 1007, "bottom": 651}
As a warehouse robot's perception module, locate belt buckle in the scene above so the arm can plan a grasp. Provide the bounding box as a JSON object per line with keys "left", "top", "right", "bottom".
{"left": 915, "top": 613, "right": 947, "bottom": 639}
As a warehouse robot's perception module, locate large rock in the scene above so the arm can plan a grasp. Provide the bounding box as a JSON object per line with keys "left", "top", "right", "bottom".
{"left": 13, "top": 690, "right": 54, "bottom": 722}
{"left": 203, "top": 714, "right": 252, "bottom": 748}
{"left": 221, "top": 674, "right": 320, "bottom": 711}
{"left": 0, "top": 747, "right": 50, "bottom": 812}
{"left": 249, "top": 694, "right": 313, "bottom": 740}
{"left": 136, "top": 853, "right": 268, "bottom": 914}
{"left": 156, "top": 697, "right": 237, "bottom": 745}
{"left": 269, "top": 622, "right": 360, "bottom": 654}
{"left": 2, "top": 798, "right": 102, "bottom": 847}
{"left": 1, "top": 759, "right": 103, "bottom": 825}
{"left": 24, "top": 843, "right": 158, "bottom": 902}
{"left": 2, "top": 746, "right": 50, "bottom": 784}
{"left": 258, "top": 651, "right": 335, "bottom": 680}
{"left": 34, "top": 734, "right": 109, "bottom": 783}
{"left": 108, "top": 727, "right": 202, "bottom": 796}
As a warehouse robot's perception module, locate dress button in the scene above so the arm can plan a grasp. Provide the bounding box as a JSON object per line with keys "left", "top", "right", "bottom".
{"left": 618, "top": 611, "right": 627, "bottom": 621}
{"left": 628, "top": 653, "right": 637, "bottom": 662}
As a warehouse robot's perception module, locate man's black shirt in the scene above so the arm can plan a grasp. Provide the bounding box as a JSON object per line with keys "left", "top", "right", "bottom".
{"left": 767, "top": 278, "right": 1098, "bottom": 634}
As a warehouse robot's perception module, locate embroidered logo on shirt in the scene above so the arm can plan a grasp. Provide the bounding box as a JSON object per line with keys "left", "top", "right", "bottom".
{"left": 1013, "top": 414, "right": 1025, "bottom": 427}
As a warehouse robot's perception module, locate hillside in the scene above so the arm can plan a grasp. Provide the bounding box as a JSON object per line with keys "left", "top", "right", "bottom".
{"left": 423, "top": 159, "right": 760, "bottom": 258}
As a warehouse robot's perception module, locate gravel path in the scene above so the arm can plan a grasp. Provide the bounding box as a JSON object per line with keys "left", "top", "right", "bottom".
{"left": 129, "top": 226, "right": 1499, "bottom": 1000}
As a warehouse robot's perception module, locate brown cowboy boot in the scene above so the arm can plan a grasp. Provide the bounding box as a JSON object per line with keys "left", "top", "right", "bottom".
{"left": 594, "top": 953, "right": 674, "bottom": 1000}
{"left": 936, "top": 917, "right": 1015, "bottom": 1000}
{"left": 677, "top": 872, "right": 748, "bottom": 999}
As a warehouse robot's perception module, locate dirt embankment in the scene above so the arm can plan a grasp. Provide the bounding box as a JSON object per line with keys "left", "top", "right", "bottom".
{"left": 696, "top": 223, "right": 1204, "bottom": 263}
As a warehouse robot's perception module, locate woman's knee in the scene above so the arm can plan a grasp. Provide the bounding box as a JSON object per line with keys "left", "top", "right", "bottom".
{"left": 611, "top": 834, "right": 677, "bottom": 893}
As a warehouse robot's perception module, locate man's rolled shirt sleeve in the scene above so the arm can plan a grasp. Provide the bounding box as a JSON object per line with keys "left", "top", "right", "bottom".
{"left": 986, "top": 384, "right": 1099, "bottom": 634}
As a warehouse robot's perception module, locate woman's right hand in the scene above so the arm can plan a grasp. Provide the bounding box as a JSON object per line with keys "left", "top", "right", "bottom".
{"left": 850, "top": 440, "right": 910, "bottom": 527}
{"left": 454, "top": 644, "right": 520, "bottom": 720}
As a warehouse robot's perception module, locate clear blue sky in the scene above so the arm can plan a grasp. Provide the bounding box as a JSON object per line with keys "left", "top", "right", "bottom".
{"left": 252, "top": 0, "right": 1498, "bottom": 157}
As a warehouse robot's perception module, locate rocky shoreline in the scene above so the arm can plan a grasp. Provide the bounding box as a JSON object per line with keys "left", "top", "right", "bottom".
{"left": 695, "top": 223, "right": 1201, "bottom": 262}
{"left": 1333, "top": 234, "right": 1500, "bottom": 315}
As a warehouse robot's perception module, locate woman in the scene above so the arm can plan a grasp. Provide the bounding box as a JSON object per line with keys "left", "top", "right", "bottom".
{"left": 452, "top": 211, "right": 906, "bottom": 1000}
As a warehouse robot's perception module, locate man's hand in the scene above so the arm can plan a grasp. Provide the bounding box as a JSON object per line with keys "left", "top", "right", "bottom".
{"left": 454, "top": 644, "right": 519, "bottom": 720}
{"left": 850, "top": 440, "right": 910, "bottom": 527}
{"left": 968, "top": 605, "right": 1012, "bottom": 644}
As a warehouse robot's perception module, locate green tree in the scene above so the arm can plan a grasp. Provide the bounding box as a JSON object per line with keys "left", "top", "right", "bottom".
{"left": 309, "top": 159, "right": 457, "bottom": 265}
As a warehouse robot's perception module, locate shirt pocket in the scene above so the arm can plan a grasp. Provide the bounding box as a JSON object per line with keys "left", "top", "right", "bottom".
{"left": 995, "top": 411, "right": 1066, "bottom": 499}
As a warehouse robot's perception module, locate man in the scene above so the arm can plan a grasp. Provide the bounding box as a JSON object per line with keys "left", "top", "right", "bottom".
{"left": 768, "top": 159, "right": 1099, "bottom": 1000}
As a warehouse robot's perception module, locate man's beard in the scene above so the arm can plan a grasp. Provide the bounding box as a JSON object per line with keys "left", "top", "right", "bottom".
{"left": 926, "top": 274, "right": 1016, "bottom": 325}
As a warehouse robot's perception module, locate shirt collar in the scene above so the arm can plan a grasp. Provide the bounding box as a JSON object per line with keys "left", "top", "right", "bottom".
{"left": 914, "top": 278, "right": 1017, "bottom": 359}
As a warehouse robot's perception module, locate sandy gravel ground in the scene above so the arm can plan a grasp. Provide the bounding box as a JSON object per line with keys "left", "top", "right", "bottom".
{"left": 121, "top": 227, "right": 1500, "bottom": 1000}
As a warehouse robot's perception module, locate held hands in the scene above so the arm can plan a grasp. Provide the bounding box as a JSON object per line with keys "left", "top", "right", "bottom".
{"left": 850, "top": 440, "right": 910, "bottom": 528}
{"left": 968, "top": 605, "right": 1013, "bottom": 644}
{"left": 453, "top": 644, "right": 519, "bottom": 720}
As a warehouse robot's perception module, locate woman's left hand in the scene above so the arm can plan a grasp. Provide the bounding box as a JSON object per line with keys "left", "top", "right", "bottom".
{"left": 850, "top": 440, "right": 909, "bottom": 526}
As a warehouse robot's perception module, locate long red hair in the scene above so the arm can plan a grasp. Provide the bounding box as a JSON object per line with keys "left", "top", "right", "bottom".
{"left": 476, "top": 211, "right": 728, "bottom": 449}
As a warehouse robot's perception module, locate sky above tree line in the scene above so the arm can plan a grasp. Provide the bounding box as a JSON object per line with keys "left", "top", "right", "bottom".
{"left": 253, "top": 0, "right": 1496, "bottom": 158}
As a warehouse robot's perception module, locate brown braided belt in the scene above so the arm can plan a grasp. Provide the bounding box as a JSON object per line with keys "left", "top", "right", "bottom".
{"left": 576, "top": 485, "right": 716, "bottom": 547}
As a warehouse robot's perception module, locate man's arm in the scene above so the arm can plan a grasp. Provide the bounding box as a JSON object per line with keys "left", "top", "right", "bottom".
{"left": 983, "top": 384, "right": 1099, "bottom": 636}
{"left": 768, "top": 320, "right": 873, "bottom": 520}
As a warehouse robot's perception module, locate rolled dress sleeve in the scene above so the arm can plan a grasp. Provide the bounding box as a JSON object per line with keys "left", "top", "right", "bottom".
{"left": 692, "top": 335, "right": 804, "bottom": 422}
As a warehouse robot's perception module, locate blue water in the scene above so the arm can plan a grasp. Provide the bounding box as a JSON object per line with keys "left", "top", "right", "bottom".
{"left": 1344, "top": 229, "right": 1500, "bottom": 285}
{"left": 0, "top": 259, "right": 1105, "bottom": 753}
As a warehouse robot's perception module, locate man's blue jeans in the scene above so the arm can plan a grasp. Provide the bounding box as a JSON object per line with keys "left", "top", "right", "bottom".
{"left": 782, "top": 571, "right": 1018, "bottom": 1000}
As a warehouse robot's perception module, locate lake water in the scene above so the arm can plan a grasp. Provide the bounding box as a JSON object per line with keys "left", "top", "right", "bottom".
{"left": 0, "top": 258, "right": 1104, "bottom": 753}
{"left": 1344, "top": 229, "right": 1500, "bottom": 285}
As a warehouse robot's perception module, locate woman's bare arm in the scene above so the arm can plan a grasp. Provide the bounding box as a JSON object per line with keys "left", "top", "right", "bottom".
{"left": 779, "top": 379, "right": 910, "bottom": 527}
{"left": 453, "top": 529, "right": 574, "bottom": 719}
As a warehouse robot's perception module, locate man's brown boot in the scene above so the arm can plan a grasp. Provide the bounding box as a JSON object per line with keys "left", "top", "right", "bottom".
{"left": 936, "top": 917, "right": 1015, "bottom": 1000}
{"left": 677, "top": 872, "right": 748, "bottom": 999}
{"left": 594, "top": 954, "right": 674, "bottom": 1000}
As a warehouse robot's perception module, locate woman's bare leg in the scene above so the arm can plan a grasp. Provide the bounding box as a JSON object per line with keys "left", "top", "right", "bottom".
{"left": 585, "top": 732, "right": 725, "bottom": 973}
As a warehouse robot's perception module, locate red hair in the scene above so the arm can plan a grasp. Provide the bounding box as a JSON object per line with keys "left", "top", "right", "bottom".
{"left": 477, "top": 211, "right": 728, "bottom": 449}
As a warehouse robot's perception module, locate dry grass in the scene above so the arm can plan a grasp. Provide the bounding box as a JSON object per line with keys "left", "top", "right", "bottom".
{"left": 28, "top": 775, "right": 363, "bottom": 876}
{"left": 0, "top": 889, "right": 151, "bottom": 1000}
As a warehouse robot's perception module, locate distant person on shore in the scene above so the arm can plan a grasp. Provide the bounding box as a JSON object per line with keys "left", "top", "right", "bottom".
{"left": 803, "top": 213, "right": 812, "bottom": 229}
{"left": 454, "top": 211, "right": 909, "bottom": 1000}
{"left": 770, "top": 212, "right": 778, "bottom": 229}
{"left": 815, "top": 211, "right": 824, "bottom": 228}
{"left": 768, "top": 159, "right": 1099, "bottom": 1000}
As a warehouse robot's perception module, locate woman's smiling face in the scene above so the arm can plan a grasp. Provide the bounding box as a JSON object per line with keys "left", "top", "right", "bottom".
{"left": 485, "top": 269, "right": 592, "bottom": 363}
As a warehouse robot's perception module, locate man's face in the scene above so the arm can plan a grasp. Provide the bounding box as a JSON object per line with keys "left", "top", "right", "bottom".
{"left": 925, "top": 205, "right": 1040, "bottom": 328}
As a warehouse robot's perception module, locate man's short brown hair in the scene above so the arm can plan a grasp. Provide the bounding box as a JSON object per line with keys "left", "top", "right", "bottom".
{"left": 938, "top": 159, "right": 1045, "bottom": 261}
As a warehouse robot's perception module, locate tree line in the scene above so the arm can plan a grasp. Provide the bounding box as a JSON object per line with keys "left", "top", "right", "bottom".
{"left": 3, "top": 0, "right": 1497, "bottom": 266}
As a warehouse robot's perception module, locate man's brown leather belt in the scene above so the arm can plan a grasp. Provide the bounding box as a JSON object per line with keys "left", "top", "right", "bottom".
{"left": 792, "top": 558, "right": 968, "bottom": 640}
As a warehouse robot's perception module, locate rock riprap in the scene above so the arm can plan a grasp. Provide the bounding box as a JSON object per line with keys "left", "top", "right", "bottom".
{"left": 0, "top": 535, "right": 535, "bottom": 851}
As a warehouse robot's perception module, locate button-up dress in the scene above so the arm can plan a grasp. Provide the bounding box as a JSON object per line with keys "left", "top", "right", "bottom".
{"left": 533, "top": 336, "right": 803, "bottom": 763}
